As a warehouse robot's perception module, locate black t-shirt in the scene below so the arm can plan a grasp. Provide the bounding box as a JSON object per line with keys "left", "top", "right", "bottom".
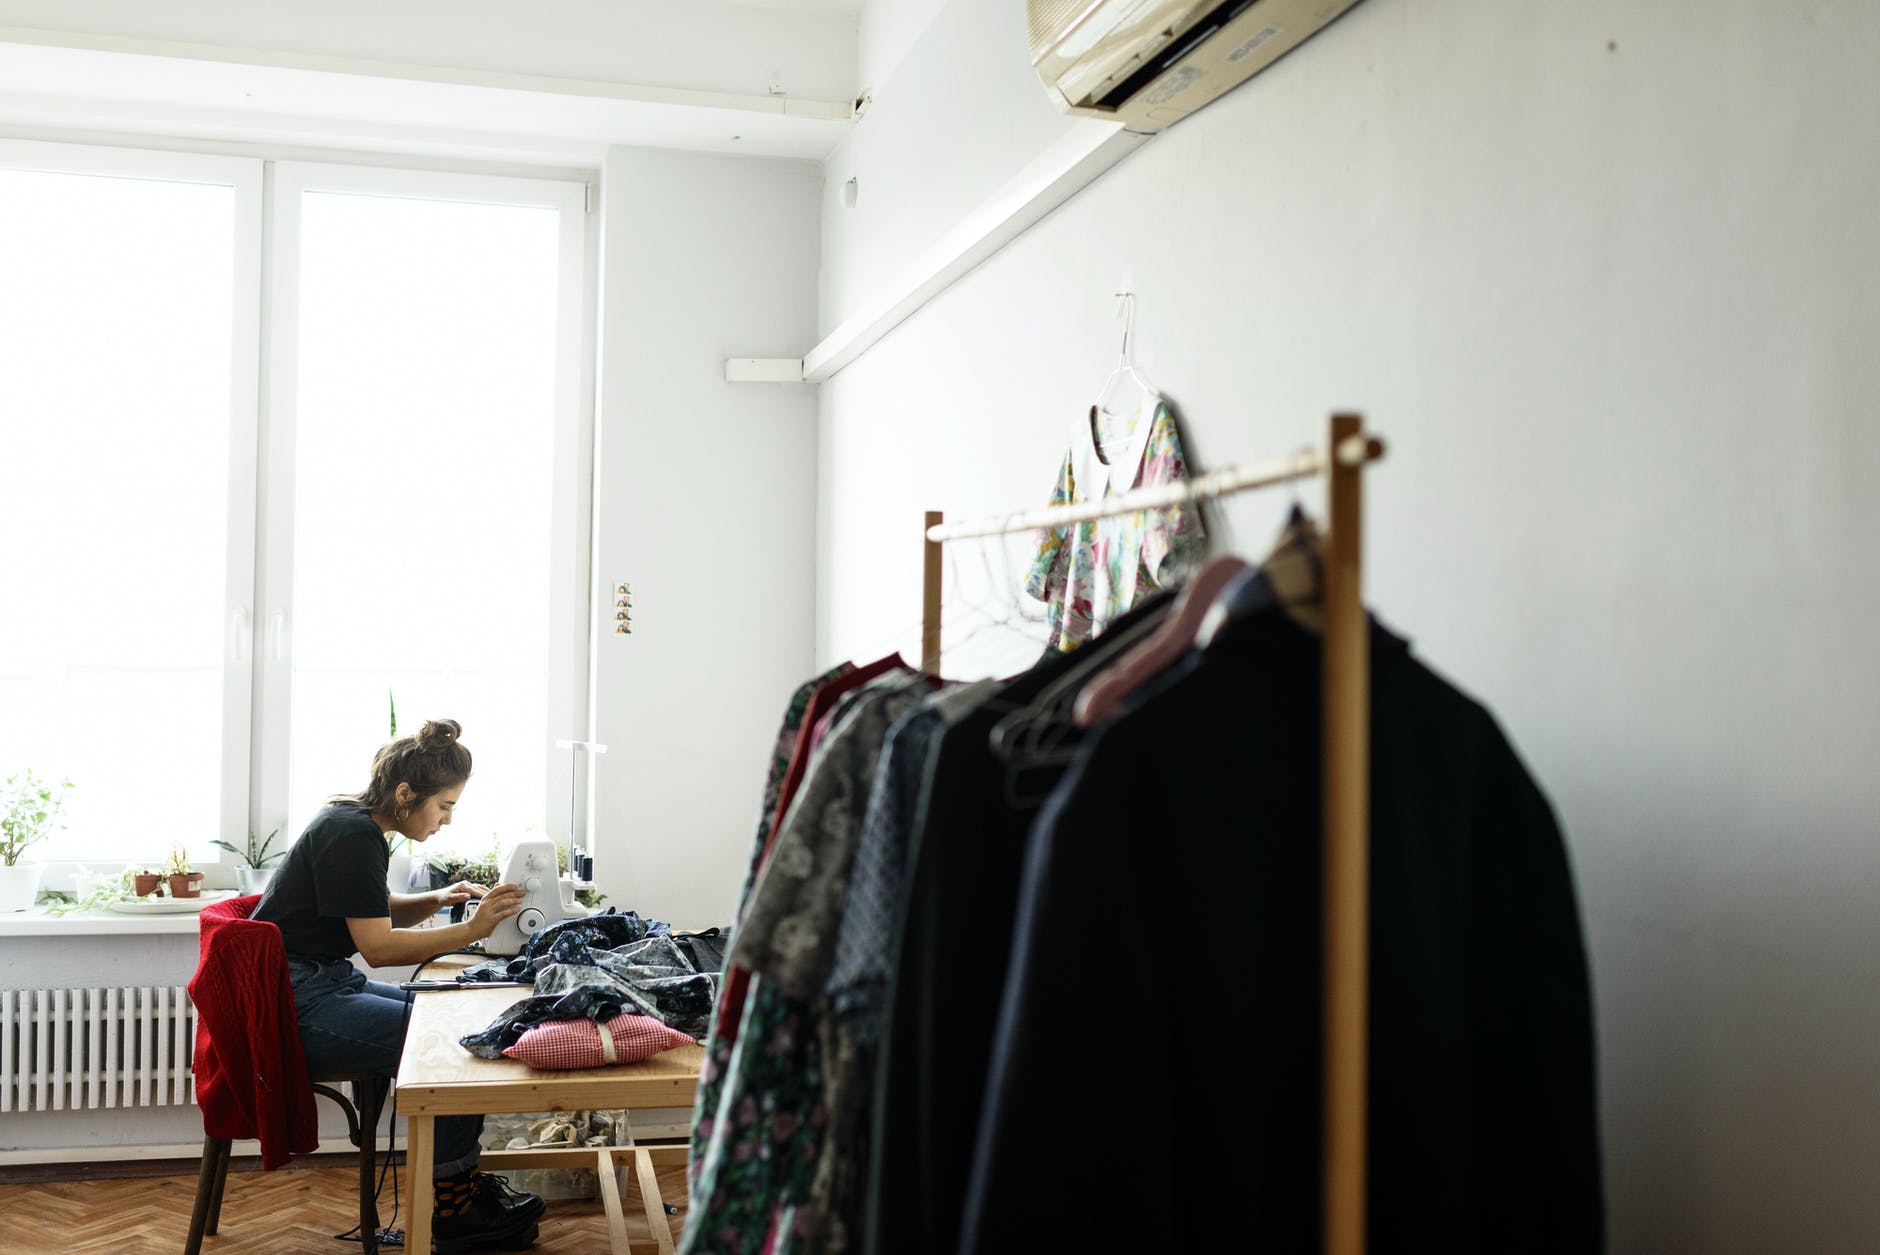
{"left": 253, "top": 803, "right": 392, "bottom": 961}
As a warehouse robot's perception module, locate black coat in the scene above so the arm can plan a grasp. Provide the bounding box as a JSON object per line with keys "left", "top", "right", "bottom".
{"left": 958, "top": 598, "right": 1605, "bottom": 1253}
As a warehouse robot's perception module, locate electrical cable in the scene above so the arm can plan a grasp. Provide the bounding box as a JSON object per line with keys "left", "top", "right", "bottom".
{"left": 331, "top": 944, "right": 491, "bottom": 1246}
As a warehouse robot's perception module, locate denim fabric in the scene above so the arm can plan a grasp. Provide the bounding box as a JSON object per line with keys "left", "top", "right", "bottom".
{"left": 287, "top": 957, "right": 484, "bottom": 1177}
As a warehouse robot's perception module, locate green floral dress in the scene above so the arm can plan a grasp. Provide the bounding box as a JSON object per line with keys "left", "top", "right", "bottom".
{"left": 1025, "top": 398, "right": 1205, "bottom": 650}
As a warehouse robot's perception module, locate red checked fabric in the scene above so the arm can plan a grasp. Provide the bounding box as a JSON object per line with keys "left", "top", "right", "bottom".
{"left": 501, "top": 1013, "right": 696, "bottom": 1069}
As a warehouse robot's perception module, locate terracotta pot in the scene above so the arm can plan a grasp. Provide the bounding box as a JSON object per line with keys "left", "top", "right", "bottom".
{"left": 134, "top": 872, "right": 163, "bottom": 897}
{"left": 167, "top": 872, "right": 203, "bottom": 899}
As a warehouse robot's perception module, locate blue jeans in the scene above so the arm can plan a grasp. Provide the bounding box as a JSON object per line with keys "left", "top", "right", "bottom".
{"left": 287, "top": 957, "right": 483, "bottom": 1178}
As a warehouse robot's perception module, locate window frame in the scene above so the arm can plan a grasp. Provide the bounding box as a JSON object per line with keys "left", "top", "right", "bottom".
{"left": 1, "top": 137, "right": 597, "bottom": 889}
{"left": 261, "top": 160, "right": 594, "bottom": 863}
{"left": 0, "top": 137, "right": 264, "bottom": 867}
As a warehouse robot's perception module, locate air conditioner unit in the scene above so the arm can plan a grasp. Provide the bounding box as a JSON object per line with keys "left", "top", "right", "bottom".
{"left": 1028, "top": 0, "right": 1366, "bottom": 132}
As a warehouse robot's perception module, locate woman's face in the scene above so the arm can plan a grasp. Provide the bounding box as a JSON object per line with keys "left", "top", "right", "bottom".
{"left": 400, "top": 784, "right": 463, "bottom": 842}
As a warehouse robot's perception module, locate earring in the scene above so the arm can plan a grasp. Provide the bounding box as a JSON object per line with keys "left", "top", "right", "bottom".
{"left": 396, "top": 806, "right": 410, "bottom": 821}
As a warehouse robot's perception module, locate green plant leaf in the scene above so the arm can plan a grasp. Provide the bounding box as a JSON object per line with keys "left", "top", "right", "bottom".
{"left": 1, "top": 768, "right": 72, "bottom": 866}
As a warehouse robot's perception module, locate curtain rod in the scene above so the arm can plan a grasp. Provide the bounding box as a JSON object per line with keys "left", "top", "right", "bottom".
{"left": 925, "top": 432, "right": 1385, "bottom": 543}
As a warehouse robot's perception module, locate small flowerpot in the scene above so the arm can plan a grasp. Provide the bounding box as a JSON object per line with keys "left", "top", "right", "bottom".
{"left": 236, "top": 866, "right": 277, "bottom": 895}
{"left": 168, "top": 872, "right": 204, "bottom": 899}
{"left": 134, "top": 872, "right": 164, "bottom": 897}
{"left": 387, "top": 851, "right": 413, "bottom": 895}
{"left": 0, "top": 863, "right": 45, "bottom": 913}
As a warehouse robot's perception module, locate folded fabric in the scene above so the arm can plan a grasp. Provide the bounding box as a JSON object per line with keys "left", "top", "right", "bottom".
{"left": 501, "top": 1012, "right": 697, "bottom": 1070}
{"left": 458, "top": 930, "right": 720, "bottom": 1058}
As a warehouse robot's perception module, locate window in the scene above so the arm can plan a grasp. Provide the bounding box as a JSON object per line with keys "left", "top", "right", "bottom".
{"left": 0, "top": 144, "right": 591, "bottom": 867}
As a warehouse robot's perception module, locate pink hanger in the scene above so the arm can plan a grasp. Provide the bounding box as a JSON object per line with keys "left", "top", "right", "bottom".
{"left": 1071, "top": 554, "right": 1250, "bottom": 727}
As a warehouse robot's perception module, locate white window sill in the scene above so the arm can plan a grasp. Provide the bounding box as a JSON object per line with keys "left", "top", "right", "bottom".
{"left": 0, "top": 907, "right": 210, "bottom": 937}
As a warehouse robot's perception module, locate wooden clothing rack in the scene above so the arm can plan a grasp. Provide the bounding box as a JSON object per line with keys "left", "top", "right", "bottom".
{"left": 920, "top": 412, "right": 1385, "bottom": 1255}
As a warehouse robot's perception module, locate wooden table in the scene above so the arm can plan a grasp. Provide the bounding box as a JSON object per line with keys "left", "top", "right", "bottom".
{"left": 395, "top": 975, "right": 702, "bottom": 1254}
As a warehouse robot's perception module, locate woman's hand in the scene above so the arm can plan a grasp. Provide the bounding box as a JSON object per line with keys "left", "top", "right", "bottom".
{"left": 464, "top": 882, "right": 526, "bottom": 939}
{"left": 434, "top": 880, "right": 491, "bottom": 910}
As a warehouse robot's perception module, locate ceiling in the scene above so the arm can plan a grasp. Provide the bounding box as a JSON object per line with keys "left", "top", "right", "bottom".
{"left": 0, "top": 2, "right": 864, "bottom": 166}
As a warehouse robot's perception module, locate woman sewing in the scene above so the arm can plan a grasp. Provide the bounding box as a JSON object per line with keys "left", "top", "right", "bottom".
{"left": 254, "top": 717, "right": 544, "bottom": 1253}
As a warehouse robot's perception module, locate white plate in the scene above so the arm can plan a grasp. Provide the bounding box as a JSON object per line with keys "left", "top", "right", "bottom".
{"left": 107, "top": 890, "right": 238, "bottom": 915}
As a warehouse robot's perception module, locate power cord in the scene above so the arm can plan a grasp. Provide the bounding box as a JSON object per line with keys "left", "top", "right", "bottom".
{"left": 333, "top": 947, "right": 490, "bottom": 1246}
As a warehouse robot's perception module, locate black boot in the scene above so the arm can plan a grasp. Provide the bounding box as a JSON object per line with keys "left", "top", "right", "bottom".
{"left": 470, "top": 1173, "right": 547, "bottom": 1224}
{"left": 432, "top": 1170, "right": 545, "bottom": 1253}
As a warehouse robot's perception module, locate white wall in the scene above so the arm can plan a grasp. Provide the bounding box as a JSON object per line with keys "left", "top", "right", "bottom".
{"left": 815, "top": 0, "right": 1880, "bottom": 1250}
{"left": 590, "top": 146, "right": 822, "bottom": 932}
{"left": 819, "top": 0, "right": 1116, "bottom": 337}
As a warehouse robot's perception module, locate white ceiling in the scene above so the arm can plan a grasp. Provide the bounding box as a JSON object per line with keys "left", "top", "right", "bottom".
{"left": 0, "top": 2, "right": 864, "bottom": 166}
{"left": 722, "top": 0, "right": 863, "bottom": 12}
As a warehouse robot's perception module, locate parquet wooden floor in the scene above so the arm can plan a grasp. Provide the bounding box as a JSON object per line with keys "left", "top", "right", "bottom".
{"left": 0, "top": 1156, "right": 688, "bottom": 1254}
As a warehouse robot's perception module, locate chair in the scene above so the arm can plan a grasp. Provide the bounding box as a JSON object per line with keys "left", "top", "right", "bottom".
{"left": 184, "top": 894, "right": 394, "bottom": 1255}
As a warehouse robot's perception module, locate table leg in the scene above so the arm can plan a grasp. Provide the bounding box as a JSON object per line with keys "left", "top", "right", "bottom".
{"left": 634, "top": 1148, "right": 677, "bottom": 1255}
{"left": 597, "top": 1148, "right": 633, "bottom": 1255}
{"left": 408, "top": 1114, "right": 435, "bottom": 1254}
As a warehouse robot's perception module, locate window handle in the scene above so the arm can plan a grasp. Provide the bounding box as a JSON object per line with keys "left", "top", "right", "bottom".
{"left": 233, "top": 607, "right": 252, "bottom": 662}
{"left": 269, "top": 609, "right": 287, "bottom": 663}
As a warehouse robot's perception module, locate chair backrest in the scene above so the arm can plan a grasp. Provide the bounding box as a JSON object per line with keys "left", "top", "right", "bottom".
{"left": 192, "top": 894, "right": 281, "bottom": 1015}
{"left": 201, "top": 892, "right": 264, "bottom": 927}
{"left": 189, "top": 893, "right": 319, "bottom": 1167}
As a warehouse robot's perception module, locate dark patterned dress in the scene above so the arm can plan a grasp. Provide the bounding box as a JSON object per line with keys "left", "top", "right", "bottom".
{"left": 686, "top": 665, "right": 850, "bottom": 1204}
{"left": 683, "top": 677, "right": 929, "bottom": 1254}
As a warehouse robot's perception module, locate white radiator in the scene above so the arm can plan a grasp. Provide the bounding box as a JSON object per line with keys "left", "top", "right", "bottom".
{"left": 0, "top": 986, "right": 198, "bottom": 1113}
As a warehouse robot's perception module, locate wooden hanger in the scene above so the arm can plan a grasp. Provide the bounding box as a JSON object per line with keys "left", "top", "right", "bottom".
{"left": 1070, "top": 553, "right": 1249, "bottom": 727}
{"left": 1073, "top": 506, "right": 1328, "bottom": 727}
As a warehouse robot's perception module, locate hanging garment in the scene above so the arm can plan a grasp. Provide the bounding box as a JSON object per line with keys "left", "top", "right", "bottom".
{"left": 958, "top": 584, "right": 1605, "bottom": 1253}
{"left": 729, "top": 672, "right": 941, "bottom": 996}
{"left": 814, "top": 681, "right": 999, "bottom": 1253}
{"left": 684, "top": 674, "right": 935, "bottom": 1255}
{"left": 865, "top": 593, "right": 1174, "bottom": 1255}
{"left": 689, "top": 662, "right": 854, "bottom": 1196}
{"left": 737, "top": 664, "right": 857, "bottom": 924}
{"left": 710, "top": 656, "right": 916, "bottom": 1069}
{"left": 1025, "top": 399, "right": 1204, "bottom": 652}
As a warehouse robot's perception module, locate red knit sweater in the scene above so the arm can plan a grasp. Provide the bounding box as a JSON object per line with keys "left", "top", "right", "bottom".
{"left": 188, "top": 895, "right": 319, "bottom": 1170}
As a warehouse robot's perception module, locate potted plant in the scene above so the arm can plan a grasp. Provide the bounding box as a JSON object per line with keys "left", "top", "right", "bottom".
{"left": 212, "top": 823, "right": 284, "bottom": 894}
{"left": 133, "top": 868, "right": 165, "bottom": 897}
{"left": 43, "top": 866, "right": 137, "bottom": 916}
{"left": 417, "top": 832, "right": 505, "bottom": 892}
{"left": 0, "top": 770, "right": 74, "bottom": 912}
{"left": 164, "top": 841, "right": 204, "bottom": 899}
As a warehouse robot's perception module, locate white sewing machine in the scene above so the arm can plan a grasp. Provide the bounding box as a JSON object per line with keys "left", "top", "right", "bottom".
{"left": 471, "top": 838, "right": 591, "bottom": 956}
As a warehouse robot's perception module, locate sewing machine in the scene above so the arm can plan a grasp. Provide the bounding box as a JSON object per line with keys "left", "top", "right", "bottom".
{"left": 470, "top": 838, "right": 591, "bottom": 957}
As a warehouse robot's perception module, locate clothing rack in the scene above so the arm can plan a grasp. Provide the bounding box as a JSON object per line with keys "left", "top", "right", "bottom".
{"left": 920, "top": 412, "right": 1384, "bottom": 1255}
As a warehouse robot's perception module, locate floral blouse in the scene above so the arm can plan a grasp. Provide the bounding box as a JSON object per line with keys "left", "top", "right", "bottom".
{"left": 1025, "top": 398, "right": 1205, "bottom": 651}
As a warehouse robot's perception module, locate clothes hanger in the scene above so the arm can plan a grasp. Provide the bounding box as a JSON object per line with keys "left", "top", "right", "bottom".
{"left": 1072, "top": 478, "right": 1329, "bottom": 727}
{"left": 982, "top": 601, "right": 1172, "bottom": 769}
{"left": 1070, "top": 553, "right": 1250, "bottom": 727}
{"left": 1092, "top": 291, "right": 1160, "bottom": 427}
{"left": 929, "top": 526, "right": 1052, "bottom": 677}
{"left": 832, "top": 520, "right": 1044, "bottom": 683}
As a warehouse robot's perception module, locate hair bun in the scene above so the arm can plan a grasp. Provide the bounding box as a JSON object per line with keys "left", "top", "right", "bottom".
{"left": 416, "top": 718, "right": 462, "bottom": 750}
